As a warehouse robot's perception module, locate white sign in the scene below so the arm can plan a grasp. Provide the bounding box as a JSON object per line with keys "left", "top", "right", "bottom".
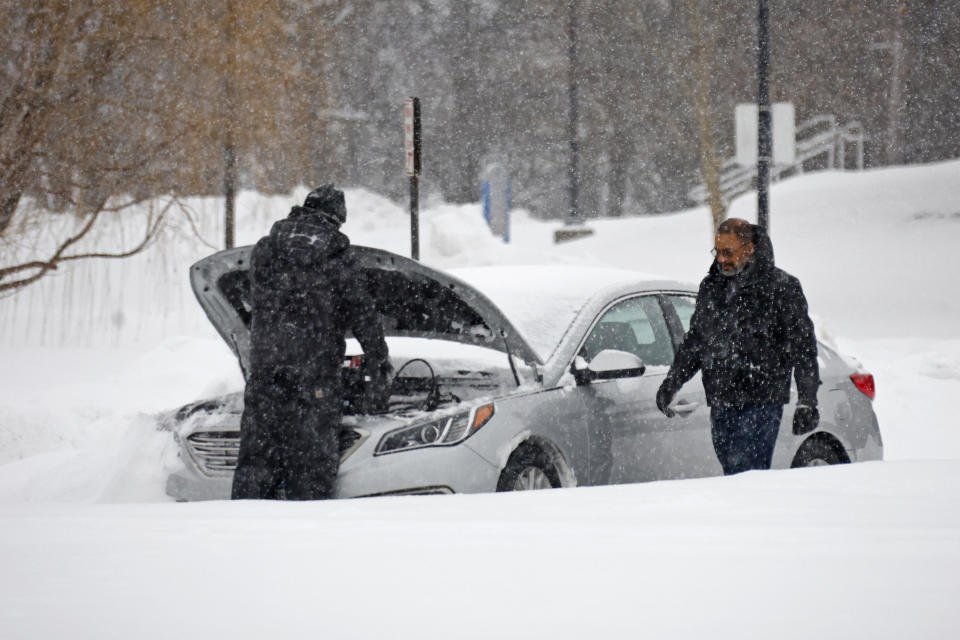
{"left": 735, "top": 103, "right": 758, "bottom": 167}
{"left": 734, "top": 102, "right": 796, "bottom": 167}
{"left": 404, "top": 98, "right": 416, "bottom": 176}
{"left": 772, "top": 102, "right": 796, "bottom": 165}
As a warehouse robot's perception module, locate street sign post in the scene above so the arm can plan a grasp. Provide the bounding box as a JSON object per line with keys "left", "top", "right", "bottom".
{"left": 404, "top": 97, "right": 422, "bottom": 260}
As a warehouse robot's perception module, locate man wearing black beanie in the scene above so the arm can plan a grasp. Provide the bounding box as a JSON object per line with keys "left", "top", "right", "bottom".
{"left": 232, "top": 185, "right": 390, "bottom": 500}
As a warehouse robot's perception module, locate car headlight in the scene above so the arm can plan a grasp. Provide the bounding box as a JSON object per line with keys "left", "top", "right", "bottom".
{"left": 375, "top": 403, "right": 495, "bottom": 455}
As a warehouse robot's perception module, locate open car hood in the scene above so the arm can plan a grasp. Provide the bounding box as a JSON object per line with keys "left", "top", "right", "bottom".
{"left": 190, "top": 245, "right": 542, "bottom": 377}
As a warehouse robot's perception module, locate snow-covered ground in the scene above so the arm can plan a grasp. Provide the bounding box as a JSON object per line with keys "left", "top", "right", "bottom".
{"left": 1, "top": 161, "right": 959, "bottom": 638}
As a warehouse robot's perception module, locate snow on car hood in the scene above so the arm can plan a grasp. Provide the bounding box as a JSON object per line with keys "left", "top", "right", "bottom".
{"left": 189, "top": 246, "right": 542, "bottom": 377}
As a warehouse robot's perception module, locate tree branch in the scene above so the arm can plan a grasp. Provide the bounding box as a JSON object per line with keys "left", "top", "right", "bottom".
{"left": 0, "top": 197, "right": 175, "bottom": 295}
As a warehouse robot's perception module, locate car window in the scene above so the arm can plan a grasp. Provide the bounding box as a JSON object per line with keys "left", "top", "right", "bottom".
{"left": 579, "top": 296, "right": 675, "bottom": 366}
{"left": 667, "top": 295, "right": 696, "bottom": 333}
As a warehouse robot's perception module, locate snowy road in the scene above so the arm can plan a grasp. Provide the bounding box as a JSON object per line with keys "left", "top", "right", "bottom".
{"left": 2, "top": 462, "right": 958, "bottom": 639}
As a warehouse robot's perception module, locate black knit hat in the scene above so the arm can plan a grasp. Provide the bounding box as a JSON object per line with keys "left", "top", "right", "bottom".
{"left": 303, "top": 184, "right": 347, "bottom": 226}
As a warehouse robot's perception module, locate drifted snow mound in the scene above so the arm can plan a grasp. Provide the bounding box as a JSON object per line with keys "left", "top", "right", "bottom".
{"left": 422, "top": 202, "right": 516, "bottom": 265}
{"left": 0, "top": 337, "right": 242, "bottom": 502}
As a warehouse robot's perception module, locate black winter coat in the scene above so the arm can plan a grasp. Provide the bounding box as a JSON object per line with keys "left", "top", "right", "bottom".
{"left": 662, "top": 225, "right": 820, "bottom": 408}
{"left": 247, "top": 206, "right": 389, "bottom": 386}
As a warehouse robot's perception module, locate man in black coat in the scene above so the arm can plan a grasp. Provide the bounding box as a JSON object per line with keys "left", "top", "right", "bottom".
{"left": 232, "top": 185, "right": 390, "bottom": 500}
{"left": 656, "top": 218, "right": 820, "bottom": 475}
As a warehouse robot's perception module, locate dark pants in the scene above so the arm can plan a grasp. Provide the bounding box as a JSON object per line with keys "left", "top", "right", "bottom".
{"left": 709, "top": 404, "right": 783, "bottom": 475}
{"left": 232, "top": 370, "right": 342, "bottom": 500}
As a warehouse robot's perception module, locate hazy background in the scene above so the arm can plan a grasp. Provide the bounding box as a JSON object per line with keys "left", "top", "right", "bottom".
{"left": 1, "top": 0, "right": 957, "bottom": 226}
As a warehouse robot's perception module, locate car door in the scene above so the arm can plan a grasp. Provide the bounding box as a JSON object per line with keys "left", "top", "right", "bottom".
{"left": 574, "top": 294, "right": 716, "bottom": 485}
{"left": 658, "top": 293, "right": 722, "bottom": 478}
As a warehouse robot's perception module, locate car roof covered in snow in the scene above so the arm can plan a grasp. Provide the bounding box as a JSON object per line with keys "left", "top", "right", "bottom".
{"left": 449, "top": 265, "right": 695, "bottom": 363}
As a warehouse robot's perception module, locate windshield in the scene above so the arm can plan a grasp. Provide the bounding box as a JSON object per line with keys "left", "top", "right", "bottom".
{"left": 450, "top": 266, "right": 651, "bottom": 361}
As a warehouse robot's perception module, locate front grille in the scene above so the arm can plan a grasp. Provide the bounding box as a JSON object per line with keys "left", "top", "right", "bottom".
{"left": 186, "top": 432, "right": 239, "bottom": 477}
{"left": 185, "top": 428, "right": 369, "bottom": 476}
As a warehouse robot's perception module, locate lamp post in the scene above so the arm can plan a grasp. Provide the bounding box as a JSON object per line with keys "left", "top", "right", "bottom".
{"left": 554, "top": 0, "right": 593, "bottom": 243}
{"left": 757, "top": 0, "right": 771, "bottom": 232}
{"left": 567, "top": 0, "right": 580, "bottom": 226}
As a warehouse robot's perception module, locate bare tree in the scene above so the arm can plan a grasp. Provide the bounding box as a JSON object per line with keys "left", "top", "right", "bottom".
{"left": 0, "top": 198, "right": 177, "bottom": 295}
{"left": 163, "top": 0, "right": 313, "bottom": 247}
{"left": 684, "top": 0, "right": 727, "bottom": 230}
{"left": 0, "top": 1, "right": 185, "bottom": 292}
{"left": 0, "top": 1, "right": 146, "bottom": 232}
{"left": 0, "top": 0, "right": 323, "bottom": 292}
{"left": 885, "top": 0, "right": 909, "bottom": 165}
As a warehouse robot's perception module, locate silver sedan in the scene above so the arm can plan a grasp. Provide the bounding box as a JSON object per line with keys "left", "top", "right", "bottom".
{"left": 164, "top": 246, "right": 882, "bottom": 500}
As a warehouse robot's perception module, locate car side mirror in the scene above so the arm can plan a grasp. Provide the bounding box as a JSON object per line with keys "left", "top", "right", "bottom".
{"left": 571, "top": 349, "right": 646, "bottom": 385}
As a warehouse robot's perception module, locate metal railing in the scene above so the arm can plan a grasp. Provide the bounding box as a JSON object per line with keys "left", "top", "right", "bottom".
{"left": 689, "top": 115, "right": 865, "bottom": 205}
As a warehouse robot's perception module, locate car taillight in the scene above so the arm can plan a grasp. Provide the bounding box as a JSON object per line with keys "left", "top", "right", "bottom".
{"left": 850, "top": 373, "right": 875, "bottom": 400}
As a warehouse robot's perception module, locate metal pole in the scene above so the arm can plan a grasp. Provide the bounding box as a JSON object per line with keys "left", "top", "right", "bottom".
{"left": 410, "top": 175, "right": 419, "bottom": 260}
{"left": 405, "top": 97, "right": 422, "bottom": 260}
{"left": 757, "top": 0, "right": 771, "bottom": 231}
{"left": 223, "top": 0, "right": 237, "bottom": 249}
{"left": 566, "top": 0, "right": 580, "bottom": 225}
{"left": 224, "top": 139, "right": 235, "bottom": 249}
{"left": 857, "top": 131, "right": 864, "bottom": 170}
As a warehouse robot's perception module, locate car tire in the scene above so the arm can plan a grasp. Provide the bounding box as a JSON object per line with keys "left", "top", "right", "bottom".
{"left": 790, "top": 437, "right": 849, "bottom": 468}
{"left": 497, "top": 443, "right": 562, "bottom": 491}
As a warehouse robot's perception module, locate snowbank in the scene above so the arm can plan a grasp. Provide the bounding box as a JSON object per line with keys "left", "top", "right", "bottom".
{"left": 2, "top": 461, "right": 958, "bottom": 639}
{"left": 4, "top": 161, "right": 957, "bottom": 347}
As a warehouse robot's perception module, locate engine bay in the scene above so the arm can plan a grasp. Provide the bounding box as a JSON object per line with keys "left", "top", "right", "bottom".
{"left": 341, "top": 353, "right": 503, "bottom": 416}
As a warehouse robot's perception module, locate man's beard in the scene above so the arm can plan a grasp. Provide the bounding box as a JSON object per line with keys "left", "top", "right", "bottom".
{"left": 720, "top": 262, "right": 748, "bottom": 277}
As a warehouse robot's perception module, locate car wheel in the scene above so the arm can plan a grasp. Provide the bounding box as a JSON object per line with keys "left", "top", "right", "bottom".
{"left": 497, "top": 444, "right": 562, "bottom": 492}
{"left": 790, "top": 437, "right": 849, "bottom": 468}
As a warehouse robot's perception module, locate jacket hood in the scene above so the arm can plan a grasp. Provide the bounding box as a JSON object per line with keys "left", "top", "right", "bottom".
{"left": 269, "top": 208, "right": 349, "bottom": 267}
{"left": 750, "top": 223, "right": 775, "bottom": 269}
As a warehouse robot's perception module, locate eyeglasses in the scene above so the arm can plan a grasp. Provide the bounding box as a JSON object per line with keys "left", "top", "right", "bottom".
{"left": 710, "top": 245, "right": 747, "bottom": 259}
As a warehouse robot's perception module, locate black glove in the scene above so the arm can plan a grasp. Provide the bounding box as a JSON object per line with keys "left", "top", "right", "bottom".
{"left": 361, "top": 380, "right": 390, "bottom": 414}
{"left": 362, "top": 360, "right": 393, "bottom": 414}
{"left": 793, "top": 405, "right": 819, "bottom": 435}
{"left": 656, "top": 384, "right": 676, "bottom": 418}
